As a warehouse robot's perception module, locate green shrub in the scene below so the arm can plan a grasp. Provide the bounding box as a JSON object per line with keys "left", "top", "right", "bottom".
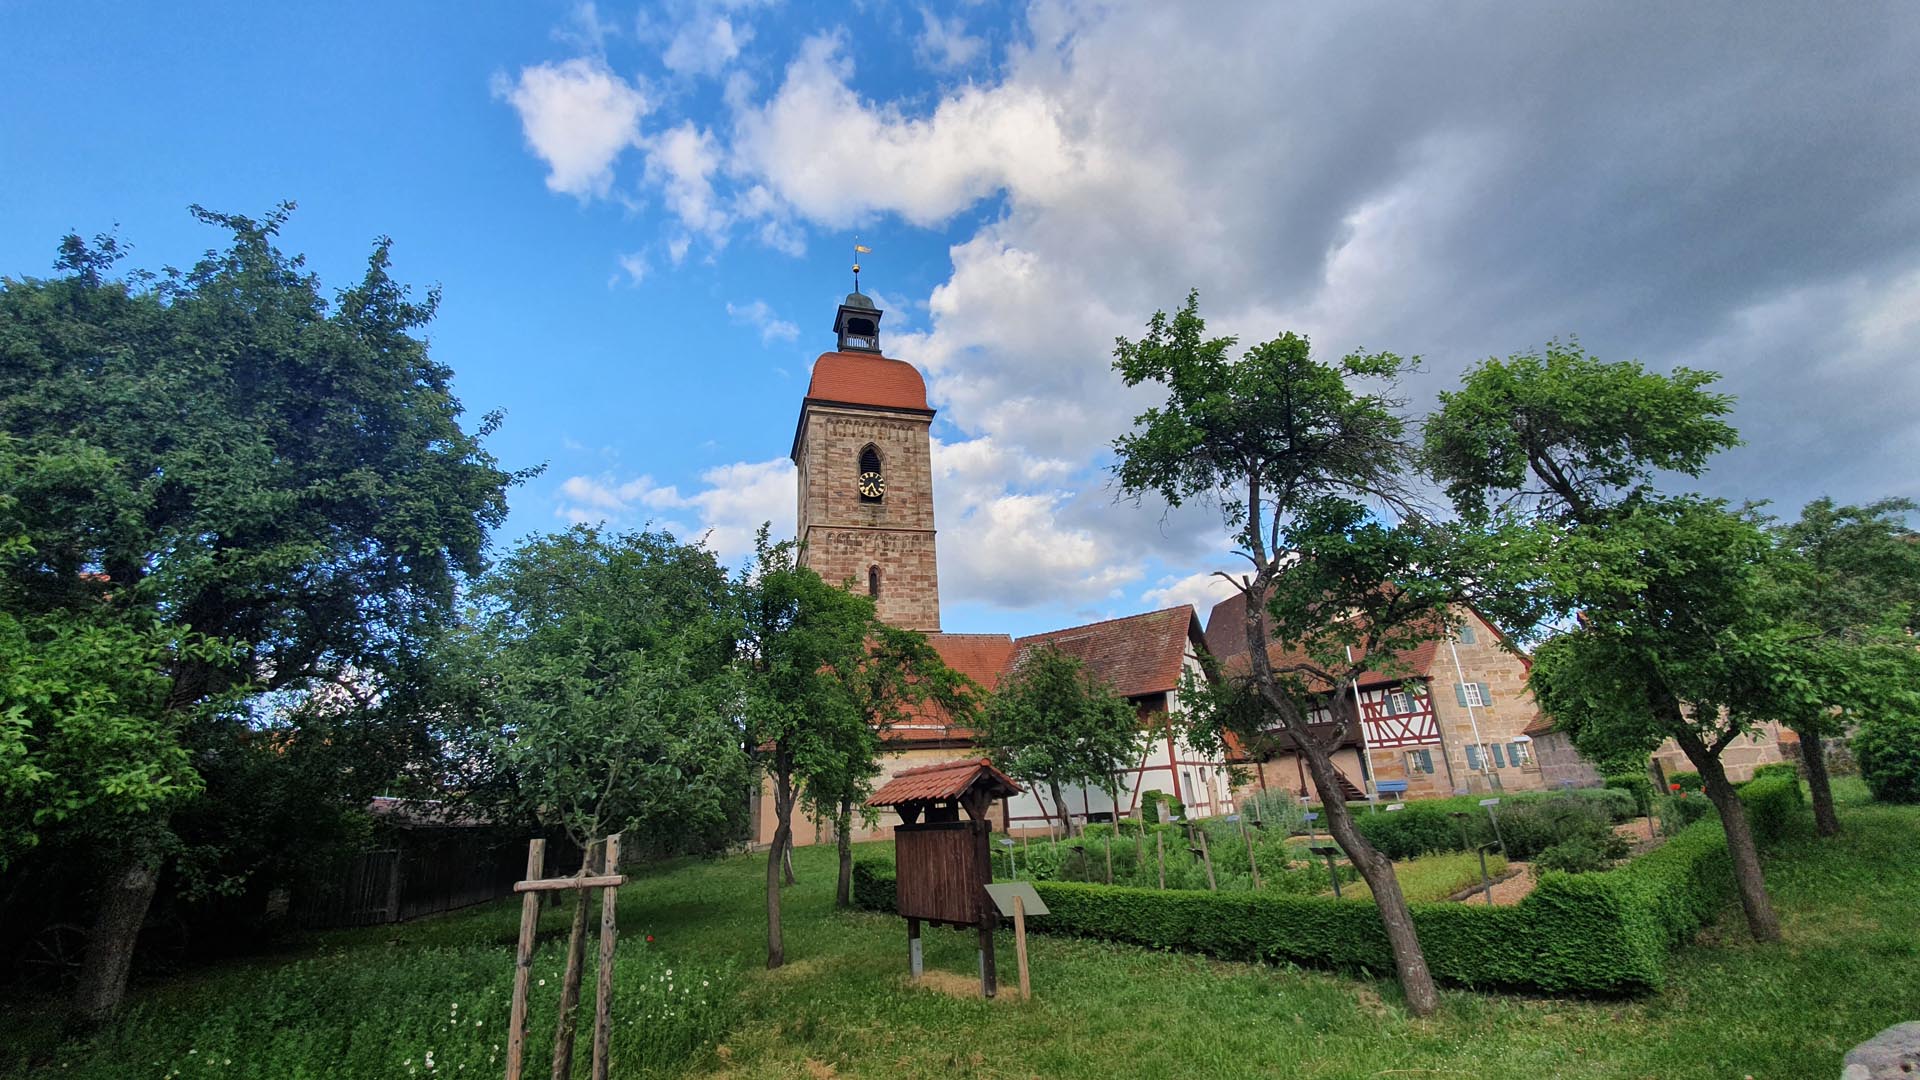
{"left": 1740, "top": 771, "right": 1806, "bottom": 843}
{"left": 1748, "top": 762, "right": 1800, "bottom": 785}
{"left": 1656, "top": 791, "right": 1711, "bottom": 834}
{"left": 1496, "top": 798, "right": 1618, "bottom": 860}
{"left": 1349, "top": 789, "right": 1635, "bottom": 861}
{"left": 1667, "top": 770, "right": 1704, "bottom": 793}
{"left": 1855, "top": 710, "right": 1920, "bottom": 804}
{"left": 1604, "top": 772, "right": 1655, "bottom": 817}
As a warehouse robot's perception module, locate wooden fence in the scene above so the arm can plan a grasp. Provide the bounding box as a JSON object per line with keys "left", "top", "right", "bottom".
{"left": 295, "top": 832, "right": 579, "bottom": 929}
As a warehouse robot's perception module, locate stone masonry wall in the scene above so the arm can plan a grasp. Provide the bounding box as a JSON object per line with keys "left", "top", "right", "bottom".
{"left": 795, "top": 403, "right": 941, "bottom": 632}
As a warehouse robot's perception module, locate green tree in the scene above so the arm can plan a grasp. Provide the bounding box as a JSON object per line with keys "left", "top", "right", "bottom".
{"left": 734, "top": 529, "right": 883, "bottom": 969}
{"left": 1108, "top": 292, "right": 1455, "bottom": 1016}
{"left": 811, "top": 622, "right": 980, "bottom": 908}
{"left": 1426, "top": 342, "right": 1785, "bottom": 942}
{"left": 0, "top": 208, "right": 522, "bottom": 1022}
{"left": 978, "top": 645, "right": 1144, "bottom": 837}
{"left": 450, "top": 525, "right": 748, "bottom": 1075}
{"left": 1755, "top": 497, "right": 1920, "bottom": 833}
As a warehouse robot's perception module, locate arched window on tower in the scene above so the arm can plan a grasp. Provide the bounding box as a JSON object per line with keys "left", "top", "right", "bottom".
{"left": 857, "top": 443, "right": 884, "bottom": 503}
{"left": 868, "top": 565, "right": 882, "bottom": 599}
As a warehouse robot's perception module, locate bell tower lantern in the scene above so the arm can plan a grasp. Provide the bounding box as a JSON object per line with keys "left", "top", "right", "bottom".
{"left": 834, "top": 292, "right": 883, "bottom": 353}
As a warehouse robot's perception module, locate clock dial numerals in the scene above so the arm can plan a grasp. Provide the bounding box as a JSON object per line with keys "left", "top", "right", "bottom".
{"left": 858, "top": 471, "right": 885, "bottom": 499}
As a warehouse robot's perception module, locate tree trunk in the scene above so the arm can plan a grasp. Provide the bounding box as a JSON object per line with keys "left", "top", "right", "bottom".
{"left": 1242, "top": 594, "right": 1438, "bottom": 1017}
{"left": 1048, "top": 779, "right": 1073, "bottom": 837}
{"left": 1678, "top": 732, "right": 1782, "bottom": 942}
{"left": 1793, "top": 723, "right": 1840, "bottom": 837}
{"left": 549, "top": 876, "right": 593, "bottom": 1080}
{"left": 783, "top": 841, "right": 797, "bottom": 886}
{"left": 71, "top": 845, "right": 162, "bottom": 1029}
{"left": 1298, "top": 714, "right": 1439, "bottom": 1016}
{"left": 835, "top": 797, "right": 854, "bottom": 909}
{"left": 766, "top": 766, "right": 793, "bottom": 969}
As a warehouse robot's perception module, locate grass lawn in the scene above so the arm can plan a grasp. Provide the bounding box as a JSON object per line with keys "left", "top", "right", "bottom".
{"left": 4, "top": 778, "right": 1915, "bottom": 1079}
{"left": 1338, "top": 849, "right": 1510, "bottom": 903}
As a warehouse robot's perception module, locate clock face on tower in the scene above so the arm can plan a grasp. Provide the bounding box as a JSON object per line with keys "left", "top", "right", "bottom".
{"left": 858, "top": 470, "right": 885, "bottom": 500}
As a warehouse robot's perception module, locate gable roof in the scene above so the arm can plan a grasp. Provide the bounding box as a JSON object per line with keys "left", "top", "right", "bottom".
{"left": 1012, "top": 606, "right": 1202, "bottom": 700}
{"left": 866, "top": 757, "right": 1022, "bottom": 807}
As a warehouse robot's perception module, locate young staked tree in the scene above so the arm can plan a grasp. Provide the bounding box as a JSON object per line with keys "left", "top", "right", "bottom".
{"left": 1108, "top": 292, "right": 1456, "bottom": 1016}
{"left": 1425, "top": 341, "right": 1787, "bottom": 942}
{"left": 0, "top": 210, "right": 522, "bottom": 1023}
{"left": 454, "top": 525, "right": 748, "bottom": 1075}
{"left": 1755, "top": 497, "right": 1920, "bottom": 835}
{"left": 809, "top": 623, "right": 979, "bottom": 908}
{"left": 734, "top": 528, "right": 885, "bottom": 969}
{"left": 978, "top": 645, "right": 1144, "bottom": 837}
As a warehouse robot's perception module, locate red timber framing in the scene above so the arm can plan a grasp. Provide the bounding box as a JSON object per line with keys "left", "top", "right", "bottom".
{"left": 1355, "top": 679, "right": 1441, "bottom": 749}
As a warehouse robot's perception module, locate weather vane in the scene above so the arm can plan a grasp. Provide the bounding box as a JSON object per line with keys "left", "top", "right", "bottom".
{"left": 852, "top": 238, "right": 871, "bottom": 293}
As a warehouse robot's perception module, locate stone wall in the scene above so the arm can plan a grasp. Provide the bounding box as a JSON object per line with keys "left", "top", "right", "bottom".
{"left": 795, "top": 403, "right": 941, "bottom": 631}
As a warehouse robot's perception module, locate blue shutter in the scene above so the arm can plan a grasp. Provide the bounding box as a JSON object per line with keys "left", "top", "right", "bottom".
{"left": 1478, "top": 682, "right": 1492, "bottom": 706}
{"left": 1492, "top": 743, "right": 1506, "bottom": 768}
{"left": 1454, "top": 683, "right": 1468, "bottom": 707}
{"left": 1418, "top": 749, "right": 1433, "bottom": 774}
{"left": 1466, "top": 744, "right": 1482, "bottom": 770}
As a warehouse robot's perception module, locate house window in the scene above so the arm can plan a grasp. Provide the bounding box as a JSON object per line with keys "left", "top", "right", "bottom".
{"left": 867, "top": 565, "right": 881, "bottom": 599}
{"left": 1509, "top": 740, "right": 1532, "bottom": 767}
{"left": 1466, "top": 744, "right": 1483, "bottom": 770}
{"left": 1458, "top": 623, "right": 1477, "bottom": 645}
{"left": 1458, "top": 682, "right": 1488, "bottom": 708}
{"left": 1491, "top": 742, "right": 1507, "bottom": 768}
{"left": 1405, "top": 749, "right": 1434, "bottom": 774}
{"left": 1388, "top": 691, "right": 1414, "bottom": 715}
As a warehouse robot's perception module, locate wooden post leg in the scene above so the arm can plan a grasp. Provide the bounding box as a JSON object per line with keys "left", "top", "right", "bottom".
{"left": 1242, "top": 821, "right": 1261, "bottom": 891}
{"left": 1013, "top": 895, "right": 1031, "bottom": 1001}
{"left": 1156, "top": 832, "right": 1166, "bottom": 890}
{"left": 590, "top": 833, "right": 621, "bottom": 1080}
{"left": 1104, "top": 835, "right": 1113, "bottom": 884}
{"left": 1198, "top": 829, "right": 1217, "bottom": 891}
{"left": 978, "top": 924, "right": 997, "bottom": 999}
{"left": 907, "top": 918, "right": 922, "bottom": 979}
{"left": 506, "top": 838, "right": 546, "bottom": 1080}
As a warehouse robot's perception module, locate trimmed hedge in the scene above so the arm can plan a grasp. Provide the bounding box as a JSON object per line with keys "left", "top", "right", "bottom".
{"left": 851, "top": 774, "right": 1808, "bottom": 995}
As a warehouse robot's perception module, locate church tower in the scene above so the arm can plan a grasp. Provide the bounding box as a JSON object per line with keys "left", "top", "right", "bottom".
{"left": 792, "top": 290, "right": 941, "bottom": 632}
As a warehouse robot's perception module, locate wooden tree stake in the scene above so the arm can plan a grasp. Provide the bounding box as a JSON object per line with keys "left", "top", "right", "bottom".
{"left": 589, "top": 833, "right": 622, "bottom": 1080}
{"left": 1103, "top": 834, "right": 1113, "bottom": 884}
{"left": 551, "top": 848, "right": 593, "bottom": 1080}
{"left": 1198, "top": 828, "right": 1217, "bottom": 891}
{"left": 1013, "top": 894, "right": 1031, "bottom": 1001}
{"left": 1155, "top": 831, "right": 1166, "bottom": 890}
{"left": 506, "top": 839, "right": 546, "bottom": 1080}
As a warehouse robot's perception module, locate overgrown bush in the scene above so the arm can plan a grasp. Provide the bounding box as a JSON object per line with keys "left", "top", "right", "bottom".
{"left": 1350, "top": 789, "right": 1635, "bottom": 860}
{"left": 1854, "top": 710, "right": 1920, "bottom": 804}
{"left": 1667, "top": 770, "right": 1703, "bottom": 793}
{"left": 1747, "top": 762, "right": 1800, "bottom": 785}
{"left": 1656, "top": 792, "right": 1711, "bottom": 834}
{"left": 1496, "top": 798, "right": 1620, "bottom": 861}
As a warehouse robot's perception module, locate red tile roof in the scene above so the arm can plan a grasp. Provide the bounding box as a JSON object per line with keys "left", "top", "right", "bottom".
{"left": 867, "top": 757, "right": 1022, "bottom": 807}
{"left": 880, "top": 634, "right": 1014, "bottom": 746}
{"left": 1012, "top": 606, "right": 1202, "bottom": 700}
{"left": 804, "top": 351, "right": 932, "bottom": 413}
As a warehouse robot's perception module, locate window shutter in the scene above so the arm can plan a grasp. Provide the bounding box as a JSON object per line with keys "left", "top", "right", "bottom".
{"left": 1418, "top": 749, "right": 1433, "bottom": 774}
{"left": 1477, "top": 682, "right": 1492, "bottom": 706}
{"left": 1454, "top": 683, "right": 1468, "bottom": 707}
{"left": 1511, "top": 741, "right": 1527, "bottom": 766}
{"left": 1492, "top": 743, "right": 1506, "bottom": 768}
{"left": 1466, "top": 744, "right": 1482, "bottom": 769}
{"left": 1459, "top": 624, "right": 1476, "bottom": 645}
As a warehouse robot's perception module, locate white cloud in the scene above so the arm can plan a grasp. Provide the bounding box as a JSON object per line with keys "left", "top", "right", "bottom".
{"left": 727, "top": 299, "right": 799, "bottom": 343}
{"left": 663, "top": 13, "right": 749, "bottom": 77}
{"left": 727, "top": 33, "right": 1079, "bottom": 228}
{"left": 494, "top": 58, "right": 650, "bottom": 200}
{"left": 1139, "top": 570, "right": 1244, "bottom": 622}
{"left": 644, "top": 121, "right": 730, "bottom": 237}
{"left": 615, "top": 250, "right": 648, "bottom": 285}
{"left": 914, "top": 9, "right": 986, "bottom": 73}
{"left": 555, "top": 459, "right": 795, "bottom": 561}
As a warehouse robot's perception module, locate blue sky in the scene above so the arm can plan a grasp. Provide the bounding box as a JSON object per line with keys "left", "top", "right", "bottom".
{"left": 5, "top": 2, "right": 1918, "bottom": 639}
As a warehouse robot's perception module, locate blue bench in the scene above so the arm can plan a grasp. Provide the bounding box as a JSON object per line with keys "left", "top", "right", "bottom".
{"left": 1374, "top": 780, "right": 1409, "bottom": 796}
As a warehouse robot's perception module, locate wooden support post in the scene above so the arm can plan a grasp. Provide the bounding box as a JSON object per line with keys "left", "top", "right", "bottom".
{"left": 978, "top": 924, "right": 997, "bottom": 999}
{"left": 1013, "top": 894, "right": 1031, "bottom": 1001}
{"left": 589, "top": 833, "right": 621, "bottom": 1080}
{"left": 1198, "top": 828, "right": 1217, "bottom": 891}
{"left": 1241, "top": 819, "right": 1261, "bottom": 891}
{"left": 907, "top": 917, "right": 923, "bottom": 978}
{"left": 506, "top": 838, "right": 545, "bottom": 1080}
{"left": 1155, "top": 832, "right": 1166, "bottom": 890}
{"left": 551, "top": 847, "right": 593, "bottom": 1080}
{"left": 1103, "top": 834, "right": 1113, "bottom": 885}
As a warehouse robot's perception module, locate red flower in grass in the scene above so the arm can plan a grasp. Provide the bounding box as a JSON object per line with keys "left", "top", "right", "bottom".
{"left": 1669, "top": 783, "right": 1682, "bottom": 791}
{"left": 645, "top": 934, "right": 655, "bottom": 943}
